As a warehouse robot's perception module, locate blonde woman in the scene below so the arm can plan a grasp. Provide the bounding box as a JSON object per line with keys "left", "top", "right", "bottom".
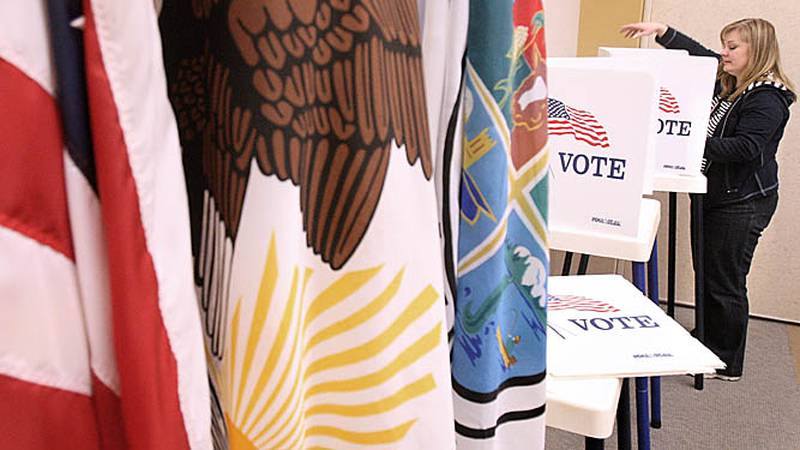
{"left": 620, "top": 19, "right": 796, "bottom": 381}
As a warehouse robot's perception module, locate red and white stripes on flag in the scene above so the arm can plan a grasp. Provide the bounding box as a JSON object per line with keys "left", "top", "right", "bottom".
{"left": 0, "top": 2, "right": 210, "bottom": 449}
{"left": 658, "top": 87, "right": 681, "bottom": 114}
{"left": 547, "top": 294, "right": 621, "bottom": 313}
{"left": 547, "top": 98, "right": 610, "bottom": 148}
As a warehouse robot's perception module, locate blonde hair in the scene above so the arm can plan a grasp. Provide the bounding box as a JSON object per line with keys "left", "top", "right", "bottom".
{"left": 718, "top": 18, "right": 796, "bottom": 100}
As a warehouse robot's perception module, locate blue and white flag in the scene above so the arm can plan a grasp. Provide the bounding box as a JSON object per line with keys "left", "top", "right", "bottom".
{"left": 449, "top": 1, "right": 549, "bottom": 448}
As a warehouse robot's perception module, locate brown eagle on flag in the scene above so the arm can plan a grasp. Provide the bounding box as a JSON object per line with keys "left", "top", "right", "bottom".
{"left": 161, "top": 0, "right": 431, "bottom": 357}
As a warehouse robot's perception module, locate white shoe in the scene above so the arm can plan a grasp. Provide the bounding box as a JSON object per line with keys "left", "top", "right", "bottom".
{"left": 704, "top": 372, "right": 741, "bottom": 382}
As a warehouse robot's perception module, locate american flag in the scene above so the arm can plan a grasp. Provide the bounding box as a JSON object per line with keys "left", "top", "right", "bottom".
{"left": 547, "top": 294, "right": 621, "bottom": 313}
{"left": 548, "top": 98, "right": 610, "bottom": 148}
{"left": 659, "top": 87, "right": 681, "bottom": 113}
{"left": 0, "top": 1, "right": 210, "bottom": 448}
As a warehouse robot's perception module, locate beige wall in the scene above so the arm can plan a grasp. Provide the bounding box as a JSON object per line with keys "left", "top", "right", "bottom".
{"left": 545, "top": 0, "right": 800, "bottom": 322}
{"left": 543, "top": 0, "right": 581, "bottom": 57}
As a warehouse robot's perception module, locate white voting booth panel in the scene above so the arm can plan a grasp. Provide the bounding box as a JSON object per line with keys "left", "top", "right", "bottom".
{"left": 548, "top": 58, "right": 658, "bottom": 241}
{"left": 549, "top": 57, "right": 659, "bottom": 196}
{"left": 599, "top": 47, "right": 717, "bottom": 179}
{"left": 653, "top": 171, "right": 707, "bottom": 193}
{"left": 550, "top": 197, "right": 660, "bottom": 262}
{"left": 546, "top": 376, "right": 621, "bottom": 438}
{"left": 598, "top": 47, "right": 688, "bottom": 57}
{"left": 547, "top": 274, "right": 724, "bottom": 378}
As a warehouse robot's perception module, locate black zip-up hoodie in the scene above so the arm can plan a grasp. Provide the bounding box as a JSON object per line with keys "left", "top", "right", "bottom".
{"left": 657, "top": 27, "right": 796, "bottom": 206}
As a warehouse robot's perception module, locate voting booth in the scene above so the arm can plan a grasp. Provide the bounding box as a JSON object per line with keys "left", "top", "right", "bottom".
{"left": 599, "top": 47, "right": 717, "bottom": 188}
{"left": 545, "top": 275, "right": 724, "bottom": 446}
{"left": 547, "top": 57, "right": 661, "bottom": 261}
{"left": 548, "top": 275, "right": 724, "bottom": 378}
{"left": 599, "top": 48, "right": 716, "bottom": 386}
{"left": 548, "top": 58, "right": 654, "bottom": 236}
{"left": 545, "top": 56, "right": 721, "bottom": 449}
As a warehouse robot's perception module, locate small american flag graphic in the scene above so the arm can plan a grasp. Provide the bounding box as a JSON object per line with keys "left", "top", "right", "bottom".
{"left": 658, "top": 87, "right": 681, "bottom": 113}
{"left": 548, "top": 98, "right": 610, "bottom": 148}
{"left": 547, "top": 294, "right": 621, "bottom": 313}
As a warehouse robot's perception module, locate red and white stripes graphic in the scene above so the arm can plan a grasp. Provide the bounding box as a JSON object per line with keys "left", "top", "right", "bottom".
{"left": 0, "top": 1, "right": 210, "bottom": 449}
{"left": 547, "top": 294, "right": 621, "bottom": 313}
{"left": 548, "top": 98, "right": 610, "bottom": 148}
{"left": 658, "top": 87, "right": 681, "bottom": 114}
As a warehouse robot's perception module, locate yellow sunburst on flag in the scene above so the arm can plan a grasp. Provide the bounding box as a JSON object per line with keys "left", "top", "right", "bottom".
{"left": 210, "top": 233, "right": 444, "bottom": 449}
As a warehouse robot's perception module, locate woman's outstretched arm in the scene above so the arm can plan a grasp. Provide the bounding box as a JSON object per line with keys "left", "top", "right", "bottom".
{"left": 620, "top": 22, "right": 720, "bottom": 59}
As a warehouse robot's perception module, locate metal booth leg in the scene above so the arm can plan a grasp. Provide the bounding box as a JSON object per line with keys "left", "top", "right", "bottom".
{"left": 667, "top": 192, "right": 677, "bottom": 317}
{"left": 577, "top": 254, "right": 590, "bottom": 275}
{"left": 690, "top": 193, "right": 705, "bottom": 391}
{"left": 562, "top": 252, "right": 574, "bottom": 276}
{"left": 585, "top": 437, "right": 605, "bottom": 450}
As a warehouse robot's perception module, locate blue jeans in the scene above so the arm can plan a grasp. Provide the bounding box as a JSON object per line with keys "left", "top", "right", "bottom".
{"left": 692, "top": 193, "right": 778, "bottom": 376}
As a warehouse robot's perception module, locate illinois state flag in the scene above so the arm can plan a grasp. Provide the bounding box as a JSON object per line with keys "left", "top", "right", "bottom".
{"left": 0, "top": 1, "right": 210, "bottom": 449}
{"left": 160, "top": 1, "right": 455, "bottom": 448}
{"left": 449, "top": 1, "right": 549, "bottom": 448}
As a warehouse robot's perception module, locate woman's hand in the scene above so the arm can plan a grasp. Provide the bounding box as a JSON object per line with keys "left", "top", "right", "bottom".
{"left": 619, "top": 22, "right": 668, "bottom": 39}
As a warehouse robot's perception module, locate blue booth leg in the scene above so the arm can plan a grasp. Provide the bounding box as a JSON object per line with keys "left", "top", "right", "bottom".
{"left": 631, "top": 262, "right": 651, "bottom": 449}
{"left": 635, "top": 377, "right": 651, "bottom": 450}
{"left": 650, "top": 377, "right": 662, "bottom": 429}
{"left": 647, "top": 241, "right": 662, "bottom": 429}
{"left": 617, "top": 378, "right": 631, "bottom": 450}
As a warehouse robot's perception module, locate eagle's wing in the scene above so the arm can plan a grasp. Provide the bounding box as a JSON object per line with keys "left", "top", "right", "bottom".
{"left": 228, "top": 0, "right": 432, "bottom": 269}
{"left": 169, "top": 52, "right": 254, "bottom": 358}
{"left": 163, "top": 0, "right": 431, "bottom": 353}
